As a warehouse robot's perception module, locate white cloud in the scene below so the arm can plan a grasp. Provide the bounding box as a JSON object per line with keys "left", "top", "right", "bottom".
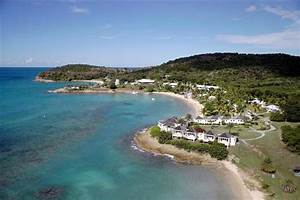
{"left": 217, "top": 29, "right": 300, "bottom": 49}
{"left": 246, "top": 5, "right": 257, "bottom": 12}
{"left": 25, "top": 57, "right": 33, "bottom": 64}
{"left": 99, "top": 35, "right": 114, "bottom": 40}
{"left": 263, "top": 6, "right": 300, "bottom": 25}
{"left": 71, "top": 6, "right": 89, "bottom": 14}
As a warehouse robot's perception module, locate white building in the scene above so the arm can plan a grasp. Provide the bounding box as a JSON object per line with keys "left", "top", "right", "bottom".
{"left": 264, "top": 104, "right": 281, "bottom": 113}
{"left": 115, "top": 79, "right": 120, "bottom": 86}
{"left": 172, "top": 126, "right": 183, "bottom": 138}
{"left": 194, "top": 116, "right": 210, "bottom": 124}
{"left": 196, "top": 84, "right": 220, "bottom": 90}
{"left": 249, "top": 98, "right": 266, "bottom": 106}
{"left": 217, "top": 133, "right": 238, "bottom": 147}
{"left": 137, "top": 79, "right": 155, "bottom": 84}
{"left": 158, "top": 117, "right": 180, "bottom": 133}
{"left": 224, "top": 116, "right": 245, "bottom": 125}
{"left": 163, "top": 82, "right": 178, "bottom": 88}
{"left": 208, "top": 96, "right": 216, "bottom": 101}
{"left": 203, "top": 131, "right": 217, "bottom": 142}
{"left": 194, "top": 115, "right": 222, "bottom": 125}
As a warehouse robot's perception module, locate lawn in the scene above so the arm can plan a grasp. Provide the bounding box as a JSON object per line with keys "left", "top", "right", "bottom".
{"left": 199, "top": 122, "right": 300, "bottom": 199}
{"left": 230, "top": 122, "right": 300, "bottom": 200}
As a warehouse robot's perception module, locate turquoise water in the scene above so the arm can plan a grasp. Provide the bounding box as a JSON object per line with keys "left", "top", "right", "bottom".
{"left": 0, "top": 67, "right": 236, "bottom": 200}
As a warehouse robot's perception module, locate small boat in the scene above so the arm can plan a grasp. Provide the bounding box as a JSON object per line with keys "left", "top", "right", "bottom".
{"left": 132, "top": 91, "right": 138, "bottom": 94}
{"left": 152, "top": 98, "right": 155, "bottom": 101}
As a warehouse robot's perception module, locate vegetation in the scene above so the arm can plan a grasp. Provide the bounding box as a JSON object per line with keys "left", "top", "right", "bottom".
{"left": 158, "top": 131, "right": 172, "bottom": 144}
{"left": 149, "top": 126, "right": 161, "bottom": 138}
{"left": 281, "top": 125, "right": 300, "bottom": 154}
{"left": 282, "top": 179, "right": 297, "bottom": 193}
{"left": 282, "top": 95, "right": 300, "bottom": 122}
{"left": 270, "top": 111, "right": 285, "bottom": 122}
{"left": 167, "top": 139, "right": 228, "bottom": 160}
{"left": 261, "top": 157, "right": 276, "bottom": 174}
{"left": 38, "top": 53, "right": 300, "bottom": 119}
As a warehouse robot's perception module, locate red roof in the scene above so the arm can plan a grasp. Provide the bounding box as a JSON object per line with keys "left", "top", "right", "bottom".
{"left": 194, "top": 127, "right": 206, "bottom": 133}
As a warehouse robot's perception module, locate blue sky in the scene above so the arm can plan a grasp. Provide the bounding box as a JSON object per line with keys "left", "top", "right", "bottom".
{"left": 1, "top": 0, "right": 299, "bottom": 67}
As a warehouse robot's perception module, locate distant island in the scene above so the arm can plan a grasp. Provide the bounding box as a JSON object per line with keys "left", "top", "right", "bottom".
{"left": 37, "top": 52, "right": 300, "bottom": 199}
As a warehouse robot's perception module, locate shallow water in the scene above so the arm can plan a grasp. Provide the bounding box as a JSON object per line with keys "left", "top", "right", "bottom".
{"left": 0, "top": 67, "right": 236, "bottom": 200}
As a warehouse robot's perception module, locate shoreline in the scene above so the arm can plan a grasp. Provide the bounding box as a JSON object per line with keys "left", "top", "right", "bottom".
{"left": 36, "top": 77, "right": 264, "bottom": 199}
{"left": 134, "top": 130, "right": 265, "bottom": 200}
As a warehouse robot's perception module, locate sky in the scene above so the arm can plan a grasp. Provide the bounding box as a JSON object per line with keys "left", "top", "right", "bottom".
{"left": 1, "top": 0, "right": 299, "bottom": 67}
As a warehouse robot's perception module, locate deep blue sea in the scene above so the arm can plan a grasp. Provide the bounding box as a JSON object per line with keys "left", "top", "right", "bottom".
{"left": 0, "top": 67, "right": 236, "bottom": 200}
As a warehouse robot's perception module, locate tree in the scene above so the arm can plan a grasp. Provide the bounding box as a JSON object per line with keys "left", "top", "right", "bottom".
{"left": 208, "top": 142, "right": 228, "bottom": 160}
{"left": 150, "top": 126, "right": 161, "bottom": 138}
{"left": 261, "top": 157, "right": 276, "bottom": 174}
{"left": 281, "top": 125, "right": 300, "bottom": 154}
{"left": 185, "top": 113, "right": 193, "bottom": 121}
{"left": 109, "top": 82, "right": 117, "bottom": 89}
{"left": 282, "top": 95, "right": 300, "bottom": 122}
{"left": 226, "top": 123, "right": 234, "bottom": 134}
{"left": 158, "top": 131, "right": 172, "bottom": 144}
{"left": 270, "top": 112, "right": 285, "bottom": 122}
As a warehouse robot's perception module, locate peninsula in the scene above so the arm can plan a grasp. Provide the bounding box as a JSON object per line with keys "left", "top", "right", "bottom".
{"left": 37, "top": 53, "right": 300, "bottom": 200}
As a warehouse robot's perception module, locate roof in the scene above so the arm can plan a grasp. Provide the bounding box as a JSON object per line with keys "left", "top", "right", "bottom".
{"left": 194, "top": 127, "right": 206, "bottom": 133}
{"left": 162, "top": 116, "right": 178, "bottom": 126}
{"left": 218, "top": 132, "right": 233, "bottom": 138}
{"left": 196, "top": 116, "right": 203, "bottom": 119}
{"left": 205, "top": 130, "right": 216, "bottom": 136}
{"left": 137, "top": 79, "right": 155, "bottom": 83}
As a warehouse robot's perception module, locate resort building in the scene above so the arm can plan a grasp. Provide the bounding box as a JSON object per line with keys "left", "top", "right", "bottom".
{"left": 157, "top": 116, "right": 239, "bottom": 146}
{"left": 196, "top": 84, "right": 220, "bottom": 90}
{"left": 163, "top": 82, "right": 178, "bottom": 88}
{"left": 115, "top": 79, "right": 120, "bottom": 86}
{"left": 158, "top": 117, "right": 180, "bottom": 132}
{"left": 264, "top": 104, "right": 281, "bottom": 113}
{"left": 194, "top": 115, "right": 223, "bottom": 125}
{"left": 203, "top": 130, "right": 217, "bottom": 142}
{"left": 249, "top": 98, "right": 266, "bottom": 106}
{"left": 182, "top": 127, "right": 197, "bottom": 141}
{"left": 194, "top": 116, "right": 210, "bottom": 124}
{"left": 223, "top": 115, "right": 245, "bottom": 125}
{"left": 217, "top": 133, "right": 238, "bottom": 147}
{"left": 137, "top": 79, "right": 155, "bottom": 85}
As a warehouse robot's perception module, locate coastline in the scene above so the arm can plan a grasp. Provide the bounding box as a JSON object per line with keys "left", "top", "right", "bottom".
{"left": 37, "top": 77, "right": 264, "bottom": 199}
{"left": 134, "top": 130, "right": 265, "bottom": 200}
{"left": 153, "top": 91, "right": 203, "bottom": 117}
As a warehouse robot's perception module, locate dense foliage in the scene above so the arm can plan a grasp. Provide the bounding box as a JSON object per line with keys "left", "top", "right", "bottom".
{"left": 167, "top": 140, "right": 228, "bottom": 160}
{"left": 38, "top": 64, "right": 132, "bottom": 81}
{"left": 158, "top": 131, "right": 172, "bottom": 144}
{"left": 149, "top": 126, "right": 161, "bottom": 138}
{"left": 270, "top": 112, "right": 285, "bottom": 122}
{"left": 261, "top": 157, "right": 276, "bottom": 174}
{"left": 38, "top": 53, "right": 300, "bottom": 121}
{"left": 282, "top": 95, "right": 300, "bottom": 122}
{"left": 281, "top": 125, "right": 300, "bottom": 154}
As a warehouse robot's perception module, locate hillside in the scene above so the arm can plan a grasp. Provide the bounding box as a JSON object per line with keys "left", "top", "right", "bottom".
{"left": 38, "top": 64, "right": 132, "bottom": 81}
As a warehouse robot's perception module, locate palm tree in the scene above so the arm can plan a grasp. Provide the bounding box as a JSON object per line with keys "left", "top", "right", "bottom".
{"left": 227, "top": 123, "right": 234, "bottom": 134}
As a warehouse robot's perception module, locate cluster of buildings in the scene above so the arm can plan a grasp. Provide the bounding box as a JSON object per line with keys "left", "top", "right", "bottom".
{"left": 249, "top": 98, "right": 281, "bottom": 113}
{"left": 158, "top": 117, "right": 238, "bottom": 147}
{"left": 194, "top": 115, "right": 246, "bottom": 125}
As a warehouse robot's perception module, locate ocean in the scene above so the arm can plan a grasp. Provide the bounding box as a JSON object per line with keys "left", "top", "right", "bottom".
{"left": 0, "top": 67, "right": 236, "bottom": 200}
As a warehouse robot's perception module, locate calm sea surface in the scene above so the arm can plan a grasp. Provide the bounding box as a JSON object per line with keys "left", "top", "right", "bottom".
{"left": 0, "top": 67, "right": 236, "bottom": 200}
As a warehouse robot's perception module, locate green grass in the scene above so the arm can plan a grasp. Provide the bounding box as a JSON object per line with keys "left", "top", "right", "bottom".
{"left": 232, "top": 122, "right": 300, "bottom": 200}
{"left": 198, "top": 123, "right": 300, "bottom": 199}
